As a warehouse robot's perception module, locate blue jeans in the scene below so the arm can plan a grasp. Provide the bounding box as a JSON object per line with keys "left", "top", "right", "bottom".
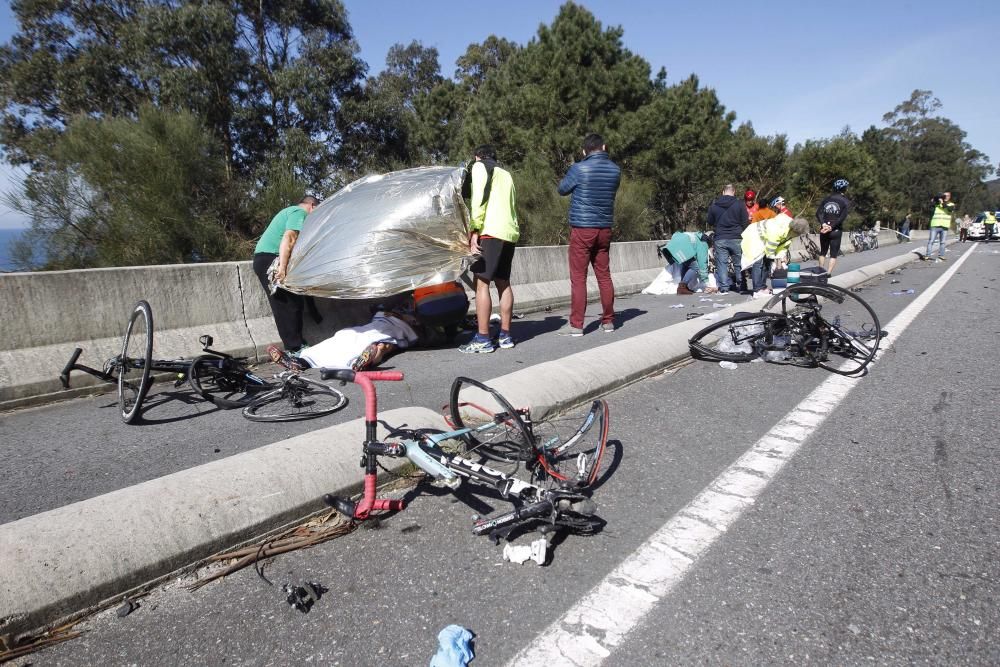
{"left": 680, "top": 258, "right": 700, "bottom": 290}
{"left": 751, "top": 258, "right": 771, "bottom": 291}
{"left": 926, "top": 227, "right": 947, "bottom": 257}
{"left": 714, "top": 238, "right": 742, "bottom": 291}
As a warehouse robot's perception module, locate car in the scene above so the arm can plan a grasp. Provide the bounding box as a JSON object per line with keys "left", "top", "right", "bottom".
{"left": 967, "top": 220, "right": 987, "bottom": 240}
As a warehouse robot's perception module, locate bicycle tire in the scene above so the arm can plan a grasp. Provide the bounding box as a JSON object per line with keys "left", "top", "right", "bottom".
{"left": 773, "top": 284, "right": 882, "bottom": 376}
{"left": 188, "top": 355, "right": 271, "bottom": 409}
{"left": 448, "top": 376, "right": 534, "bottom": 464}
{"left": 118, "top": 300, "right": 154, "bottom": 424}
{"left": 688, "top": 312, "right": 786, "bottom": 362}
{"left": 531, "top": 399, "right": 610, "bottom": 488}
{"left": 242, "top": 376, "right": 348, "bottom": 422}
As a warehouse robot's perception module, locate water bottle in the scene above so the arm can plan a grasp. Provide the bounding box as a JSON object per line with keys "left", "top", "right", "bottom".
{"left": 787, "top": 263, "right": 801, "bottom": 284}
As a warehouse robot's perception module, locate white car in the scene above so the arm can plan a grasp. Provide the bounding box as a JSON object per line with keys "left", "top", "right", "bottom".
{"left": 967, "top": 220, "right": 987, "bottom": 240}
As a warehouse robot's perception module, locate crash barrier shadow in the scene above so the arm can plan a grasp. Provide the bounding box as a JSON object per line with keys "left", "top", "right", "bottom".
{"left": 0, "top": 229, "right": 922, "bottom": 409}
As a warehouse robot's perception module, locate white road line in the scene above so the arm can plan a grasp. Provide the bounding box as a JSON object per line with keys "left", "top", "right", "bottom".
{"left": 507, "top": 246, "right": 976, "bottom": 667}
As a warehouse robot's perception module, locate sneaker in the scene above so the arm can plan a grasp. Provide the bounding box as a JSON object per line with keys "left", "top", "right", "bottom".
{"left": 459, "top": 335, "right": 495, "bottom": 354}
{"left": 601, "top": 322, "right": 615, "bottom": 333}
{"left": 938, "top": 256, "right": 947, "bottom": 261}
{"left": 559, "top": 326, "right": 584, "bottom": 337}
{"left": 497, "top": 332, "right": 516, "bottom": 349}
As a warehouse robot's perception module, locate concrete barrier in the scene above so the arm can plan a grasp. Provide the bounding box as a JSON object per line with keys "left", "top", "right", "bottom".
{"left": 0, "top": 230, "right": 926, "bottom": 409}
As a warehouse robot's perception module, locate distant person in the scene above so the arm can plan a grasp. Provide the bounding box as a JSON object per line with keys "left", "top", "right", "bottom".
{"left": 926, "top": 191, "right": 954, "bottom": 261}
{"left": 900, "top": 214, "right": 912, "bottom": 243}
{"left": 959, "top": 214, "right": 972, "bottom": 242}
{"left": 742, "top": 201, "right": 810, "bottom": 294}
{"left": 984, "top": 210, "right": 998, "bottom": 243}
{"left": 744, "top": 189, "right": 759, "bottom": 219}
{"left": 661, "top": 231, "right": 713, "bottom": 295}
{"left": 253, "top": 195, "right": 319, "bottom": 354}
{"left": 459, "top": 145, "right": 520, "bottom": 353}
{"left": 706, "top": 184, "right": 748, "bottom": 293}
{"left": 751, "top": 196, "right": 778, "bottom": 223}
{"left": 557, "top": 133, "right": 622, "bottom": 336}
{"left": 815, "top": 178, "right": 851, "bottom": 276}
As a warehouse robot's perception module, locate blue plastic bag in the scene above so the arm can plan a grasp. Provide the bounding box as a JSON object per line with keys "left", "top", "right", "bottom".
{"left": 429, "top": 624, "right": 475, "bottom": 667}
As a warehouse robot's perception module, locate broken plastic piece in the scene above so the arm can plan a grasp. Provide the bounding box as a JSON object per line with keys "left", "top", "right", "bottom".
{"left": 502, "top": 537, "right": 549, "bottom": 565}
{"left": 718, "top": 361, "right": 738, "bottom": 370}
{"left": 283, "top": 581, "right": 327, "bottom": 613}
{"left": 890, "top": 289, "right": 915, "bottom": 296}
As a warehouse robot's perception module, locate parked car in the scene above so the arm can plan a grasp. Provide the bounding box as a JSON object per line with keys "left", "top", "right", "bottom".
{"left": 967, "top": 219, "right": 987, "bottom": 241}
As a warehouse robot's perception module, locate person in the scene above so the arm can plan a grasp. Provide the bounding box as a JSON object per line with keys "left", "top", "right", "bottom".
{"left": 815, "top": 178, "right": 851, "bottom": 277}
{"left": 459, "top": 145, "right": 520, "bottom": 353}
{"left": 900, "top": 214, "right": 912, "bottom": 243}
{"left": 959, "top": 214, "right": 972, "bottom": 242}
{"left": 253, "top": 195, "right": 319, "bottom": 354}
{"left": 751, "top": 196, "right": 778, "bottom": 223}
{"left": 706, "top": 184, "right": 749, "bottom": 293}
{"left": 926, "top": 191, "right": 954, "bottom": 261}
{"left": 741, "top": 203, "right": 810, "bottom": 294}
{"left": 661, "top": 231, "right": 712, "bottom": 295}
{"left": 772, "top": 195, "right": 792, "bottom": 217}
{"left": 557, "top": 133, "right": 622, "bottom": 336}
{"left": 984, "top": 210, "right": 998, "bottom": 242}
{"left": 744, "top": 189, "right": 759, "bottom": 219}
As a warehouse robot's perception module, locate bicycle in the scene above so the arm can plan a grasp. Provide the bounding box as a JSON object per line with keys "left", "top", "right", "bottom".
{"left": 321, "top": 371, "right": 610, "bottom": 546}
{"left": 60, "top": 300, "right": 347, "bottom": 423}
{"left": 688, "top": 283, "right": 884, "bottom": 376}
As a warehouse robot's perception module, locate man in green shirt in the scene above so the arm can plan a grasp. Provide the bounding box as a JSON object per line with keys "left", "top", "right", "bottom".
{"left": 252, "top": 195, "right": 319, "bottom": 353}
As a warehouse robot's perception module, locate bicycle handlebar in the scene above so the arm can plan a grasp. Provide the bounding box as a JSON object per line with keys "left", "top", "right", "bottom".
{"left": 319, "top": 368, "right": 405, "bottom": 383}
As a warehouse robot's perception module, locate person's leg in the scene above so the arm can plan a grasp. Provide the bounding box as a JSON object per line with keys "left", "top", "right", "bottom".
{"left": 751, "top": 259, "right": 765, "bottom": 292}
{"left": 680, "top": 259, "right": 700, "bottom": 291}
{"left": 926, "top": 228, "right": 937, "bottom": 256}
{"left": 253, "top": 252, "right": 304, "bottom": 350}
{"left": 568, "top": 228, "right": 593, "bottom": 329}
{"left": 938, "top": 228, "right": 947, "bottom": 257}
{"left": 591, "top": 228, "right": 615, "bottom": 324}
{"left": 818, "top": 233, "right": 829, "bottom": 269}
{"left": 826, "top": 231, "right": 841, "bottom": 276}
{"left": 494, "top": 278, "right": 513, "bottom": 330}
{"left": 474, "top": 276, "right": 492, "bottom": 336}
{"left": 713, "top": 241, "right": 730, "bottom": 291}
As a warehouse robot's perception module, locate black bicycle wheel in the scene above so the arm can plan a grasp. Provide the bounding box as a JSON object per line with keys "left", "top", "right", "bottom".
{"left": 774, "top": 284, "right": 882, "bottom": 376}
{"left": 188, "top": 355, "right": 271, "bottom": 409}
{"left": 689, "top": 312, "right": 786, "bottom": 362}
{"left": 448, "top": 376, "right": 534, "bottom": 464}
{"left": 532, "top": 399, "right": 610, "bottom": 488}
{"left": 242, "top": 375, "right": 348, "bottom": 422}
{"left": 118, "top": 300, "right": 153, "bottom": 424}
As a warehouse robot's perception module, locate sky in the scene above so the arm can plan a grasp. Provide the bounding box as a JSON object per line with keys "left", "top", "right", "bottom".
{"left": 1, "top": 0, "right": 998, "bottom": 228}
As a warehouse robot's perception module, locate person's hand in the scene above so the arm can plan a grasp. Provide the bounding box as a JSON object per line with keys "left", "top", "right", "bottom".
{"left": 275, "top": 266, "right": 287, "bottom": 283}
{"left": 469, "top": 234, "right": 481, "bottom": 255}
{"left": 704, "top": 286, "right": 719, "bottom": 294}
{"left": 820, "top": 224, "right": 831, "bottom": 234}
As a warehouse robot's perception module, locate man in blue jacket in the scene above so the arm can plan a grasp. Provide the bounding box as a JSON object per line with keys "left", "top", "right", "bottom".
{"left": 706, "top": 183, "right": 749, "bottom": 292}
{"left": 558, "top": 133, "right": 622, "bottom": 336}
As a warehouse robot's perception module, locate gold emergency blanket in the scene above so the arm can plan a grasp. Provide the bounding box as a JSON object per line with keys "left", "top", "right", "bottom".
{"left": 280, "top": 166, "right": 471, "bottom": 298}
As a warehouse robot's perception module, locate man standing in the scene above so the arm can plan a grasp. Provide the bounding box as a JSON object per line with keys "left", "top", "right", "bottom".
{"left": 984, "top": 210, "right": 997, "bottom": 243}
{"left": 558, "top": 133, "right": 621, "bottom": 336}
{"left": 253, "top": 195, "right": 319, "bottom": 354}
{"left": 900, "top": 214, "right": 912, "bottom": 243}
{"left": 744, "top": 189, "right": 759, "bottom": 220}
{"left": 706, "top": 184, "right": 749, "bottom": 293}
{"left": 459, "top": 145, "right": 520, "bottom": 354}
{"left": 816, "top": 178, "right": 851, "bottom": 276}
{"left": 926, "top": 191, "right": 954, "bottom": 261}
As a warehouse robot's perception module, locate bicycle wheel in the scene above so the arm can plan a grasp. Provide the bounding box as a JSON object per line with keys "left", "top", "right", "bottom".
{"left": 688, "top": 312, "right": 786, "bottom": 362}
{"left": 448, "top": 376, "right": 534, "bottom": 464}
{"left": 118, "top": 300, "right": 153, "bottom": 424}
{"left": 532, "top": 399, "right": 610, "bottom": 488}
{"left": 188, "top": 355, "right": 271, "bottom": 408}
{"left": 243, "top": 375, "right": 348, "bottom": 422}
{"left": 775, "top": 284, "right": 882, "bottom": 376}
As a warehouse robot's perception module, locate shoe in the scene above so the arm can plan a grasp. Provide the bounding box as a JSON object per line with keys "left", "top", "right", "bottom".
{"left": 459, "top": 336, "right": 496, "bottom": 354}
{"left": 601, "top": 322, "right": 615, "bottom": 333}
{"left": 938, "top": 256, "right": 946, "bottom": 261}
{"left": 497, "top": 332, "right": 516, "bottom": 349}
{"left": 676, "top": 284, "right": 694, "bottom": 295}
{"left": 267, "top": 344, "right": 308, "bottom": 372}
{"left": 559, "top": 326, "right": 584, "bottom": 337}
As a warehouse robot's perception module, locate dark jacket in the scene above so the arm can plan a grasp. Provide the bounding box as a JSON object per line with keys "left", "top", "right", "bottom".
{"left": 706, "top": 195, "right": 748, "bottom": 240}
{"left": 558, "top": 151, "right": 621, "bottom": 229}
{"left": 816, "top": 193, "right": 851, "bottom": 233}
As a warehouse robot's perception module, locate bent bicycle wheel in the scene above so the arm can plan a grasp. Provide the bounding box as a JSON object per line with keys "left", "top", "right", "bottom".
{"left": 243, "top": 376, "right": 348, "bottom": 422}
{"left": 448, "top": 376, "right": 534, "bottom": 464}
{"left": 118, "top": 300, "right": 154, "bottom": 424}
{"left": 774, "top": 284, "right": 882, "bottom": 376}
{"left": 688, "top": 312, "right": 786, "bottom": 362}
{"left": 188, "top": 355, "right": 270, "bottom": 409}
{"left": 532, "top": 399, "right": 610, "bottom": 488}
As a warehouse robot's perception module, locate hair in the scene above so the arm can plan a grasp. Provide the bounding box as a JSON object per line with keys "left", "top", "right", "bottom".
{"left": 722, "top": 184, "right": 735, "bottom": 196}
{"left": 582, "top": 133, "right": 605, "bottom": 154}
{"left": 300, "top": 195, "right": 320, "bottom": 207}
{"left": 789, "top": 219, "right": 810, "bottom": 236}
{"left": 473, "top": 144, "right": 497, "bottom": 160}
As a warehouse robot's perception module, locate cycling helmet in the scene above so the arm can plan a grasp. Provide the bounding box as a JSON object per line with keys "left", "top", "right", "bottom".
{"left": 770, "top": 196, "right": 786, "bottom": 209}
{"left": 744, "top": 189, "right": 756, "bottom": 202}
{"left": 833, "top": 178, "right": 849, "bottom": 192}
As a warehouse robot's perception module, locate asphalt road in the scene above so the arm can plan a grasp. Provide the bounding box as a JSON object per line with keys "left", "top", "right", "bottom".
{"left": 12, "top": 242, "right": 999, "bottom": 665}
{"left": 0, "top": 241, "right": 941, "bottom": 524}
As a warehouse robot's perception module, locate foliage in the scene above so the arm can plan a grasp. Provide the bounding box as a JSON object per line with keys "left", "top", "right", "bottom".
{"left": 786, "top": 131, "right": 879, "bottom": 228}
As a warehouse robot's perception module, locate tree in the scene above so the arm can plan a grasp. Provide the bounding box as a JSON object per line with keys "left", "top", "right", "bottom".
{"left": 786, "top": 131, "right": 879, "bottom": 227}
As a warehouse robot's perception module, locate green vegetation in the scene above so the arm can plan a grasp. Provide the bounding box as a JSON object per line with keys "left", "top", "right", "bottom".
{"left": 1, "top": 1, "right": 996, "bottom": 270}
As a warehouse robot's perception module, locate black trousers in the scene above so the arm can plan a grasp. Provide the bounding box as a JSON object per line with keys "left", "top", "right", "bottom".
{"left": 253, "top": 253, "right": 305, "bottom": 350}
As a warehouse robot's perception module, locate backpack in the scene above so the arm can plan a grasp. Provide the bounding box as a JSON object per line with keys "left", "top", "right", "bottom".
{"left": 413, "top": 281, "right": 470, "bottom": 328}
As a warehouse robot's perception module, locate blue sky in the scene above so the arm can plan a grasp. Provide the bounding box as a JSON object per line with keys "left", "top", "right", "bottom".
{"left": 2, "top": 0, "right": 997, "bottom": 228}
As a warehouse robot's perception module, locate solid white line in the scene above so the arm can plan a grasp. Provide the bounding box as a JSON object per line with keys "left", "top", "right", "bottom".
{"left": 507, "top": 246, "right": 976, "bottom": 667}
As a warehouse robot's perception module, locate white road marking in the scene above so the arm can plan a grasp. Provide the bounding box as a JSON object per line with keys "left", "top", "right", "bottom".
{"left": 508, "top": 246, "right": 976, "bottom": 667}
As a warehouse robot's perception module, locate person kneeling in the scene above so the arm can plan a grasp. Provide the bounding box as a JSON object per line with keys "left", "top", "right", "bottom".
{"left": 660, "top": 231, "right": 713, "bottom": 295}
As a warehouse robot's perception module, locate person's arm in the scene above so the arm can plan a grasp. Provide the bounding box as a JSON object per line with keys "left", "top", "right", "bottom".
{"left": 276, "top": 229, "right": 299, "bottom": 282}
{"left": 557, "top": 164, "right": 578, "bottom": 196}
{"left": 468, "top": 162, "right": 487, "bottom": 253}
